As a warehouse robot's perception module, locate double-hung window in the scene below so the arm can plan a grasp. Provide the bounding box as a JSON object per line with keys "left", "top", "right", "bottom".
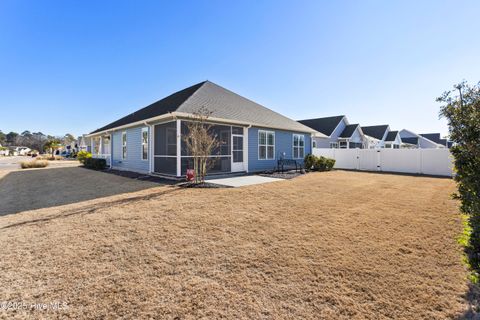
{"left": 122, "top": 132, "right": 127, "bottom": 159}
{"left": 258, "top": 130, "right": 275, "bottom": 160}
{"left": 293, "top": 134, "right": 305, "bottom": 159}
{"left": 141, "top": 127, "right": 148, "bottom": 160}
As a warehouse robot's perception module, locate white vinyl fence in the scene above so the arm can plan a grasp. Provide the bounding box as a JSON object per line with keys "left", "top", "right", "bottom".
{"left": 312, "top": 148, "right": 454, "bottom": 177}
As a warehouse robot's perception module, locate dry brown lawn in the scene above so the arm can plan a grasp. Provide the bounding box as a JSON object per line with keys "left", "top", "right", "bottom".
{"left": 0, "top": 170, "right": 469, "bottom": 319}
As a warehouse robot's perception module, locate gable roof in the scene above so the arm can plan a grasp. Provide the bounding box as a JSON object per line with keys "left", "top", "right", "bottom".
{"left": 361, "top": 125, "right": 389, "bottom": 140}
{"left": 339, "top": 124, "right": 359, "bottom": 138}
{"left": 420, "top": 133, "right": 442, "bottom": 144}
{"left": 385, "top": 131, "right": 399, "bottom": 142}
{"left": 91, "top": 81, "right": 316, "bottom": 135}
{"left": 298, "top": 115, "right": 345, "bottom": 136}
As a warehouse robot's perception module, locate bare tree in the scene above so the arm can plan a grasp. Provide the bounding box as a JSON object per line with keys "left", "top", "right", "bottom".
{"left": 182, "top": 107, "right": 220, "bottom": 184}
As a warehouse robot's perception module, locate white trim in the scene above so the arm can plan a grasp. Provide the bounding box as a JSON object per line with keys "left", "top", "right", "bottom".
{"left": 244, "top": 127, "right": 249, "bottom": 173}
{"left": 258, "top": 130, "right": 275, "bottom": 160}
{"left": 292, "top": 134, "right": 305, "bottom": 159}
{"left": 328, "top": 116, "right": 348, "bottom": 138}
{"left": 176, "top": 120, "right": 181, "bottom": 177}
{"left": 149, "top": 125, "right": 154, "bottom": 173}
{"left": 86, "top": 111, "right": 320, "bottom": 138}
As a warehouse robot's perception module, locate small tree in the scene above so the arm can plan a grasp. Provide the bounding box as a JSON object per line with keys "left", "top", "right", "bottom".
{"left": 44, "top": 139, "right": 62, "bottom": 157}
{"left": 438, "top": 81, "right": 480, "bottom": 276}
{"left": 182, "top": 107, "right": 220, "bottom": 184}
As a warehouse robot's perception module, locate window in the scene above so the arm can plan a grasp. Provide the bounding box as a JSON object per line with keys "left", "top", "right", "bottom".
{"left": 312, "top": 140, "right": 317, "bottom": 148}
{"left": 122, "top": 132, "right": 127, "bottom": 159}
{"left": 330, "top": 142, "right": 338, "bottom": 149}
{"left": 339, "top": 141, "right": 348, "bottom": 149}
{"left": 141, "top": 127, "right": 148, "bottom": 160}
{"left": 385, "top": 143, "right": 392, "bottom": 149}
{"left": 293, "top": 134, "right": 305, "bottom": 159}
{"left": 393, "top": 144, "right": 400, "bottom": 149}
{"left": 258, "top": 130, "right": 275, "bottom": 160}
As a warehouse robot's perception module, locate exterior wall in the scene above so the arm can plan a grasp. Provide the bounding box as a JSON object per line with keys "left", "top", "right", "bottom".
{"left": 349, "top": 127, "right": 364, "bottom": 144}
{"left": 111, "top": 126, "right": 150, "bottom": 173}
{"left": 248, "top": 127, "right": 311, "bottom": 172}
{"left": 312, "top": 118, "right": 347, "bottom": 148}
{"left": 400, "top": 129, "right": 443, "bottom": 149}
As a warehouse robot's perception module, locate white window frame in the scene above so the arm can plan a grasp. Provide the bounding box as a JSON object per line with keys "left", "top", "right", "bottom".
{"left": 141, "top": 127, "right": 148, "bottom": 161}
{"left": 312, "top": 140, "right": 317, "bottom": 148}
{"left": 258, "top": 130, "right": 275, "bottom": 160}
{"left": 122, "top": 131, "right": 127, "bottom": 159}
{"left": 292, "top": 134, "right": 305, "bottom": 159}
{"left": 330, "top": 142, "right": 339, "bottom": 149}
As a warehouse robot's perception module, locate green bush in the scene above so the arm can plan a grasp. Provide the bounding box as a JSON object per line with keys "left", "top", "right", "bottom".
{"left": 77, "top": 150, "right": 92, "bottom": 164}
{"left": 439, "top": 81, "right": 480, "bottom": 277}
{"left": 304, "top": 154, "right": 335, "bottom": 171}
{"left": 304, "top": 154, "right": 316, "bottom": 171}
{"left": 84, "top": 158, "right": 107, "bottom": 170}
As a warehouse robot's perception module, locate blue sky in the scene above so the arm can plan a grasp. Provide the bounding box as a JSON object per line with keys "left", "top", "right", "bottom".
{"left": 1, "top": 0, "right": 478, "bottom": 137}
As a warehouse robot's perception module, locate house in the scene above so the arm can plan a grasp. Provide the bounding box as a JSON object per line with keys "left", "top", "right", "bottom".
{"left": 85, "top": 81, "right": 320, "bottom": 177}
{"left": 419, "top": 133, "right": 452, "bottom": 148}
{"left": 78, "top": 135, "right": 90, "bottom": 152}
{"left": 9, "top": 146, "right": 32, "bottom": 156}
{"left": 399, "top": 129, "right": 446, "bottom": 149}
{"left": 361, "top": 125, "right": 390, "bottom": 149}
{"left": 383, "top": 131, "right": 402, "bottom": 149}
{"left": 298, "top": 115, "right": 367, "bottom": 149}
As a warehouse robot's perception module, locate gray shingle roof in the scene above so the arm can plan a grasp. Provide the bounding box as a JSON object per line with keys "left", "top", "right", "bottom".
{"left": 385, "top": 131, "right": 399, "bottom": 142}
{"left": 420, "top": 133, "right": 442, "bottom": 144}
{"left": 339, "top": 124, "right": 359, "bottom": 138}
{"left": 361, "top": 125, "right": 389, "bottom": 140}
{"left": 401, "top": 137, "right": 418, "bottom": 145}
{"left": 91, "top": 81, "right": 315, "bottom": 134}
{"left": 298, "top": 116, "right": 345, "bottom": 136}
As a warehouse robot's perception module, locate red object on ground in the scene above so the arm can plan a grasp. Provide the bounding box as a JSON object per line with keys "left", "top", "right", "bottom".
{"left": 186, "top": 169, "right": 195, "bottom": 181}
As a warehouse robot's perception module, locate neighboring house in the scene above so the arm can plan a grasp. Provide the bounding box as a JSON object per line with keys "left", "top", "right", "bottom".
{"left": 298, "top": 115, "right": 367, "bottom": 149}
{"left": 383, "top": 131, "right": 402, "bottom": 149}
{"left": 78, "top": 135, "right": 90, "bottom": 152}
{"left": 399, "top": 129, "right": 446, "bottom": 149}
{"left": 361, "top": 125, "right": 390, "bottom": 149}
{"left": 86, "top": 81, "right": 320, "bottom": 177}
{"left": 419, "top": 133, "right": 452, "bottom": 148}
{"left": 9, "top": 146, "right": 32, "bottom": 156}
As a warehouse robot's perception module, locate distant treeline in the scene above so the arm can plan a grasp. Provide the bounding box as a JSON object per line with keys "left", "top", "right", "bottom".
{"left": 0, "top": 130, "right": 77, "bottom": 152}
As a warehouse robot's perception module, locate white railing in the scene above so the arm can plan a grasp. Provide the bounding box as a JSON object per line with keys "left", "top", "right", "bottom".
{"left": 312, "top": 148, "right": 454, "bottom": 177}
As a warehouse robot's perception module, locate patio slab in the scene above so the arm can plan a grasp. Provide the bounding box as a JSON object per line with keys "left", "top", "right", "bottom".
{"left": 206, "top": 175, "right": 284, "bottom": 187}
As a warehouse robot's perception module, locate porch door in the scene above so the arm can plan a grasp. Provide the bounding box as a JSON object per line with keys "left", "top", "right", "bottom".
{"left": 231, "top": 134, "right": 244, "bottom": 172}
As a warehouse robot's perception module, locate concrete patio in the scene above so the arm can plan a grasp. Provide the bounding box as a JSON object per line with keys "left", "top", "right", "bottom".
{"left": 206, "top": 175, "right": 283, "bottom": 187}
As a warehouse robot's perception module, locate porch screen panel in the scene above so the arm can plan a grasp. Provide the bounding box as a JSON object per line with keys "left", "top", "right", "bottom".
{"left": 180, "top": 121, "right": 232, "bottom": 175}
{"left": 154, "top": 122, "right": 177, "bottom": 175}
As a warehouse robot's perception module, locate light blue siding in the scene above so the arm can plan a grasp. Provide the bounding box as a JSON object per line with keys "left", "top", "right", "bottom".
{"left": 248, "top": 127, "right": 311, "bottom": 172}
{"left": 111, "top": 126, "right": 150, "bottom": 173}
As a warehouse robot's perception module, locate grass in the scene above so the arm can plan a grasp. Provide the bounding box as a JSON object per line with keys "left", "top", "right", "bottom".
{"left": 0, "top": 170, "right": 468, "bottom": 319}
{"left": 19, "top": 160, "right": 49, "bottom": 169}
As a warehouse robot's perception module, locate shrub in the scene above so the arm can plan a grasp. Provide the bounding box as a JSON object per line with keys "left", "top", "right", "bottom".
{"left": 20, "top": 160, "right": 49, "bottom": 169}
{"left": 304, "top": 154, "right": 316, "bottom": 171}
{"left": 84, "top": 158, "right": 107, "bottom": 170}
{"left": 438, "top": 81, "right": 480, "bottom": 277}
{"left": 304, "top": 154, "right": 336, "bottom": 171}
{"left": 77, "top": 150, "right": 92, "bottom": 164}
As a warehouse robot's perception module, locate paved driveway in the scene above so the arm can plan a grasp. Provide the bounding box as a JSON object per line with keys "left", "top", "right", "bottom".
{"left": 0, "top": 165, "right": 163, "bottom": 216}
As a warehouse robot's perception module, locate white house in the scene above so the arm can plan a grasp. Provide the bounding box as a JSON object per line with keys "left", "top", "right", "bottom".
{"left": 361, "top": 125, "right": 390, "bottom": 149}
{"left": 299, "top": 115, "right": 368, "bottom": 149}
{"left": 399, "top": 129, "right": 446, "bottom": 149}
